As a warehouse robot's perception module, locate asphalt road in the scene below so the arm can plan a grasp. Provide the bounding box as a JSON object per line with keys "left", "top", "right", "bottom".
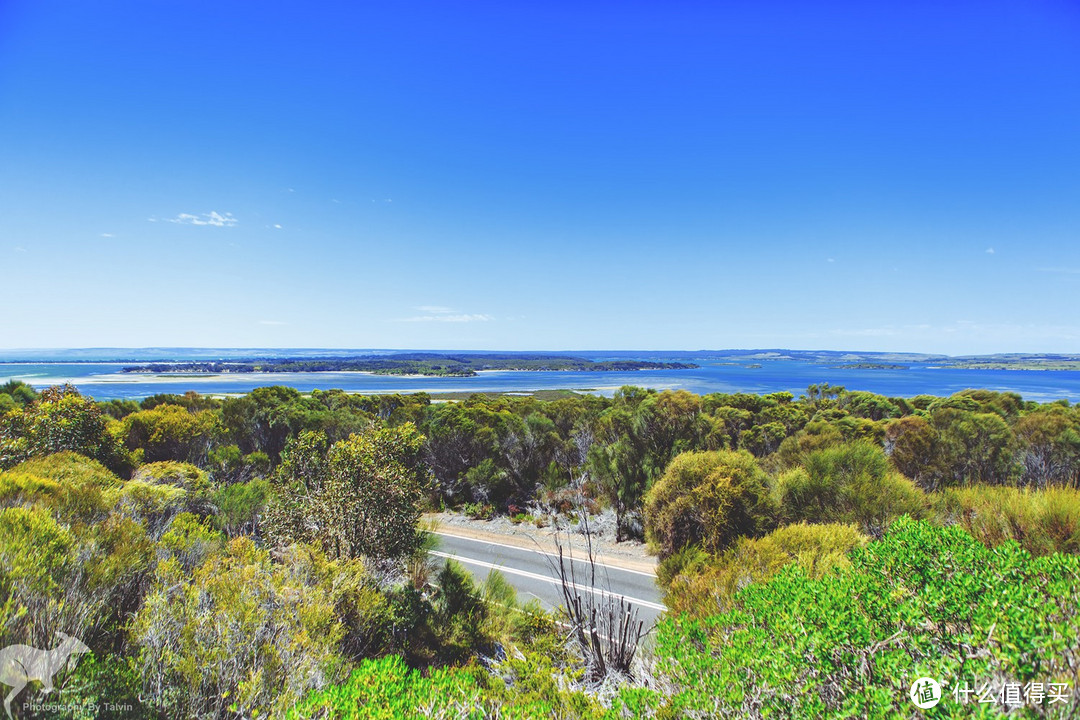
{"left": 431, "top": 532, "right": 666, "bottom": 626}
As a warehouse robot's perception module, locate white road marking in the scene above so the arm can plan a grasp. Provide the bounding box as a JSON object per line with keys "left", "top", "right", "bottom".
{"left": 431, "top": 550, "right": 666, "bottom": 612}
{"left": 431, "top": 531, "right": 657, "bottom": 578}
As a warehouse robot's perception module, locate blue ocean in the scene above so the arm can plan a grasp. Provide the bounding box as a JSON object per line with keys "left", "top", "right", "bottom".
{"left": 2, "top": 351, "right": 1079, "bottom": 403}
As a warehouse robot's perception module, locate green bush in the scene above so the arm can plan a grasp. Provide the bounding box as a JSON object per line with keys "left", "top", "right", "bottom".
{"left": 0, "top": 454, "right": 152, "bottom": 642}
{"left": 290, "top": 651, "right": 608, "bottom": 720}
{"left": 929, "top": 407, "right": 1018, "bottom": 487}
{"left": 289, "top": 655, "right": 487, "bottom": 720}
{"left": 52, "top": 652, "right": 152, "bottom": 719}
{"left": 213, "top": 478, "right": 269, "bottom": 537}
{"left": 157, "top": 512, "right": 225, "bottom": 572}
{"left": 0, "top": 452, "right": 120, "bottom": 523}
{"left": 656, "top": 543, "right": 709, "bottom": 590}
{"left": 266, "top": 425, "right": 429, "bottom": 562}
{"left": 771, "top": 419, "right": 844, "bottom": 470}
{"left": 0, "top": 505, "right": 76, "bottom": 642}
{"left": 0, "top": 385, "right": 129, "bottom": 474}
{"left": 644, "top": 449, "right": 776, "bottom": 559}
{"left": 478, "top": 571, "right": 558, "bottom": 656}
{"left": 208, "top": 444, "right": 270, "bottom": 484}
{"left": 430, "top": 560, "right": 490, "bottom": 664}
{"left": 775, "top": 441, "right": 925, "bottom": 535}
{"left": 463, "top": 458, "right": 513, "bottom": 509}
{"left": 649, "top": 518, "right": 1080, "bottom": 718}
{"left": 107, "top": 480, "right": 188, "bottom": 536}
{"left": 462, "top": 501, "right": 494, "bottom": 520}
{"left": 0, "top": 452, "right": 123, "bottom": 523}
{"left": 0, "top": 380, "right": 36, "bottom": 408}
{"left": 1013, "top": 406, "right": 1080, "bottom": 488}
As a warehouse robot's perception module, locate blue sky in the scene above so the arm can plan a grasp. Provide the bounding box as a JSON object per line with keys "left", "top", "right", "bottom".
{"left": 2, "top": 1, "right": 1079, "bottom": 354}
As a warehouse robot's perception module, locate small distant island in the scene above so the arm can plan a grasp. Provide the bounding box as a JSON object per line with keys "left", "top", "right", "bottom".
{"left": 942, "top": 357, "right": 1080, "bottom": 371}
{"left": 121, "top": 353, "right": 699, "bottom": 378}
{"left": 697, "top": 350, "right": 1080, "bottom": 372}
{"left": 832, "top": 363, "right": 909, "bottom": 370}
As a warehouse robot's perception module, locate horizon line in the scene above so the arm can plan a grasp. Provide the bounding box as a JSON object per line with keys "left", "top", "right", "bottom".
{"left": 1, "top": 347, "right": 1078, "bottom": 360}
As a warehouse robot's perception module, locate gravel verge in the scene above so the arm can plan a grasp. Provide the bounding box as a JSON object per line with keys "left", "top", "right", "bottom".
{"left": 424, "top": 510, "right": 658, "bottom": 576}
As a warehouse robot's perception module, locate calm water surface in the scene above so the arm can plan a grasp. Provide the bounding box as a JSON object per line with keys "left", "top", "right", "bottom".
{"left": 3, "top": 358, "right": 1080, "bottom": 403}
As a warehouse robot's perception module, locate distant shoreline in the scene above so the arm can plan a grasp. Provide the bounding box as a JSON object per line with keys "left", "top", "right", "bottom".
{"left": 115, "top": 354, "right": 700, "bottom": 378}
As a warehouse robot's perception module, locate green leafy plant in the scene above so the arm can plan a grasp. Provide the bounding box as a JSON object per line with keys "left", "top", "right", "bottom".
{"left": 648, "top": 518, "right": 1080, "bottom": 718}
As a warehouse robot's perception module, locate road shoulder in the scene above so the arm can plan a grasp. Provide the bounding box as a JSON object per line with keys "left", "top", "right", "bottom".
{"left": 425, "top": 512, "right": 658, "bottom": 577}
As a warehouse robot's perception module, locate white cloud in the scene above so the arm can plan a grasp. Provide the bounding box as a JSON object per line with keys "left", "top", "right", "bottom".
{"left": 165, "top": 211, "right": 237, "bottom": 227}
{"left": 402, "top": 314, "right": 494, "bottom": 323}
{"left": 100, "top": 232, "right": 114, "bottom": 238}
{"left": 273, "top": 224, "right": 283, "bottom": 229}
{"left": 398, "top": 306, "right": 493, "bottom": 323}
{"left": 986, "top": 247, "right": 995, "bottom": 254}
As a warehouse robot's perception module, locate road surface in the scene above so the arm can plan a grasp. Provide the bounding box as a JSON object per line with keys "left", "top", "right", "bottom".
{"left": 431, "top": 531, "right": 666, "bottom": 626}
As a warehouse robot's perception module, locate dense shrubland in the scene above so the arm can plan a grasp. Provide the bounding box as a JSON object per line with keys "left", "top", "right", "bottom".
{"left": 1, "top": 379, "right": 1079, "bottom": 717}
{"left": 286, "top": 519, "right": 1080, "bottom": 719}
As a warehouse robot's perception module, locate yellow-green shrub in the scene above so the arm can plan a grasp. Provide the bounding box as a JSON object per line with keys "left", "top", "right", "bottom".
{"left": 132, "top": 461, "right": 210, "bottom": 492}
{"left": 213, "top": 478, "right": 269, "bottom": 537}
{"left": 0, "top": 504, "right": 153, "bottom": 647}
{"left": 157, "top": 512, "right": 225, "bottom": 571}
{"left": 119, "top": 403, "right": 223, "bottom": 465}
{"left": 8, "top": 451, "right": 121, "bottom": 490}
{"left": 644, "top": 449, "right": 775, "bottom": 559}
{"left": 0, "top": 452, "right": 120, "bottom": 522}
{"left": 107, "top": 481, "right": 188, "bottom": 536}
{"left": 665, "top": 522, "right": 867, "bottom": 618}
{"left": 131, "top": 538, "right": 358, "bottom": 719}
{"left": 936, "top": 484, "right": 1080, "bottom": 555}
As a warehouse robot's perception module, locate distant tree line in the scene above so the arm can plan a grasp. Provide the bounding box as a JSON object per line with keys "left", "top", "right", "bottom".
{"left": 120, "top": 353, "right": 698, "bottom": 377}
{"left": 5, "top": 380, "right": 1077, "bottom": 537}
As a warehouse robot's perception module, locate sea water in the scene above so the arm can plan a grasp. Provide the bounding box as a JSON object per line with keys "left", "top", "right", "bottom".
{"left": 2, "top": 356, "right": 1079, "bottom": 403}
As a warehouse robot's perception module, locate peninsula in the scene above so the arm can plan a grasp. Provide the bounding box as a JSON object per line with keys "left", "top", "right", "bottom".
{"left": 121, "top": 353, "right": 699, "bottom": 378}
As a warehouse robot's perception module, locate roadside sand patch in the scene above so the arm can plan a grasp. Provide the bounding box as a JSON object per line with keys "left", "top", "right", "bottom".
{"left": 425, "top": 511, "right": 657, "bottom": 576}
